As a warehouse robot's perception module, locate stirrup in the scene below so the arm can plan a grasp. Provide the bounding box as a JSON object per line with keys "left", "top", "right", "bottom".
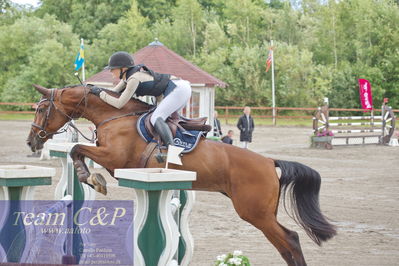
{"left": 155, "top": 152, "right": 167, "bottom": 163}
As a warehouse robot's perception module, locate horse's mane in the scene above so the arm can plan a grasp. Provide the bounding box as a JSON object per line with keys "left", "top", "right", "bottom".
{"left": 64, "top": 84, "right": 155, "bottom": 110}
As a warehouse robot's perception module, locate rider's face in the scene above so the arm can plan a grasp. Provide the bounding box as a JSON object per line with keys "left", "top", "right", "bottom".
{"left": 110, "top": 68, "right": 121, "bottom": 79}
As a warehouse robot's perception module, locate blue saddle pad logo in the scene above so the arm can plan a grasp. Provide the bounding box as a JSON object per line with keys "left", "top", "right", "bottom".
{"left": 137, "top": 113, "right": 204, "bottom": 153}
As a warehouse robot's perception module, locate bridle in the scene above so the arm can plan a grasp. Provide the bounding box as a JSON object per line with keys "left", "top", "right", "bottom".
{"left": 31, "top": 87, "right": 90, "bottom": 140}
{"left": 31, "top": 85, "right": 152, "bottom": 143}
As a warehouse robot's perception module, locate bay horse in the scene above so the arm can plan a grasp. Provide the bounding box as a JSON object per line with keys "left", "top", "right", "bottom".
{"left": 27, "top": 84, "right": 336, "bottom": 266}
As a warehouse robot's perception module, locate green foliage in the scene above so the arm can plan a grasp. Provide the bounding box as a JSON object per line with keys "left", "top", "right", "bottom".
{"left": 0, "top": 15, "right": 77, "bottom": 104}
{"left": 1, "top": 0, "right": 399, "bottom": 109}
{"left": 136, "top": 0, "right": 176, "bottom": 23}
{"left": 150, "top": 0, "right": 206, "bottom": 57}
{"left": 274, "top": 43, "right": 332, "bottom": 107}
{"left": 223, "top": 0, "right": 267, "bottom": 47}
{"left": 36, "top": 0, "right": 132, "bottom": 42}
{"left": 89, "top": 0, "right": 151, "bottom": 74}
{"left": 1, "top": 0, "right": 33, "bottom": 26}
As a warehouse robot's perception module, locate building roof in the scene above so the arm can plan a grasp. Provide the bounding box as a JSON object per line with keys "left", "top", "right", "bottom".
{"left": 86, "top": 41, "right": 227, "bottom": 88}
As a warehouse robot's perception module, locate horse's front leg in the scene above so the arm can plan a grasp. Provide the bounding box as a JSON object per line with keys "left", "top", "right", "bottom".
{"left": 70, "top": 144, "right": 91, "bottom": 182}
{"left": 70, "top": 144, "right": 118, "bottom": 195}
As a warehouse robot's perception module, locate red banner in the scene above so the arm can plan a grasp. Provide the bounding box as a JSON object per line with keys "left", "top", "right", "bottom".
{"left": 358, "top": 79, "right": 373, "bottom": 111}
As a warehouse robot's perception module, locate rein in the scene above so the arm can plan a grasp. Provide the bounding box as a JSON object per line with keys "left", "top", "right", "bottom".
{"left": 31, "top": 89, "right": 65, "bottom": 139}
{"left": 32, "top": 86, "right": 151, "bottom": 142}
{"left": 96, "top": 109, "right": 152, "bottom": 129}
{"left": 32, "top": 87, "right": 92, "bottom": 141}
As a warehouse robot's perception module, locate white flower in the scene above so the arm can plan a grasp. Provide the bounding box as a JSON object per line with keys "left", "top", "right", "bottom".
{"left": 234, "top": 258, "right": 242, "bottom": 265}
{"left": 233, "top": 250, "right": 243, "bottom": 256}
{"left": 217, "top": 254, "right": 227, "bottom": 261}
{"left": 218, "top": 263, "right": 228, "bottom": 266}
{"left": 228, "top": 257, "right": 243, "bottom": 265}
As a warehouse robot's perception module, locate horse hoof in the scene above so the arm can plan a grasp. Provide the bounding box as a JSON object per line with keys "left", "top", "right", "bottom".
{"left": 87, "top": 173, "right": 107, "bottom": 196}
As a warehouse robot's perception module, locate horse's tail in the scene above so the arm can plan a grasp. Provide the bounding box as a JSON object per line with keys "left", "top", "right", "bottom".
{"left": 275, "top": 160, "right": 337, "bottom": 246}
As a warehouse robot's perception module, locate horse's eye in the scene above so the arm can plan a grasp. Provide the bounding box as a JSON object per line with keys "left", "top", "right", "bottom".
{"left": 37, "top": 108, "right": 44, "bottom": 113}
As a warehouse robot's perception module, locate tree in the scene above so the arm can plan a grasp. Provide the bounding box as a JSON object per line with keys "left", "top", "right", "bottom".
{"left": 1, "top": 0, "right": 32, "bottom": 26}
{"left": 89, "top": 0, "right": 151, "bottom": 74}
{"left": 1, "top": 0, "right": 11, "bottom": 13}
{"left": 223, "top": 0, "right": 266, "bottom": 47}
{"left": 36, "top": 0, "right": 132, "bottom": 42}
{"left": 308, "top": 0, "right": 399, "bottom": 108}
{"left": 172, "top": 0, "right": 205, "bottom": 57}
{"left": 196, "top": 44, "right": 271, "bottom": 107}
{"left": 150, "top": 0, "right": 205, "bottom": 57}
{"left": 273, "top": 42, "right": 332, "bottom": 107}
{"left": 0, "top": 15, "right": 77, "bottom": 103}
{"left": 136, "top": 0, "right": 176, "bottom": 23}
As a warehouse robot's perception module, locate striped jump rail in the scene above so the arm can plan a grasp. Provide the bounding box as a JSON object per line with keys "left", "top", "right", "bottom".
{"left": 329, "top": 122, "right": 383, "bottom": 127}
{"left": 328, "top": 115, "right": 382, "bottom": 120}
{"left": 313, "top": 104, "right": 396, "bottom": 146}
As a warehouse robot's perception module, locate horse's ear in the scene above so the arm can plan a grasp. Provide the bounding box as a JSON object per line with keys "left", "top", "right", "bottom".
{"left": 33, "top": 84, "right": 50, "bottom": 97}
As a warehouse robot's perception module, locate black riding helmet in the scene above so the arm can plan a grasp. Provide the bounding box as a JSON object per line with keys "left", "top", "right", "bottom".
{"left": 105, "top": 51, "right": 135, "bottom": 70}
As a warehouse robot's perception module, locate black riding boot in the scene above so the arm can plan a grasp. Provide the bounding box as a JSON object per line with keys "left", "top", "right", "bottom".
{"left": 154, "top": 117, "right": 174, "bottom": 163}
{"left": 154, "top": 117, "right": 174, "bottom": 147}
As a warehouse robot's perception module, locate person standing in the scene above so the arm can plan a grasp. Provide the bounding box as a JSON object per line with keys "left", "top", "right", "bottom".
{"left": 237, "top": 106, "right": 255, "bottom": 149}
{"left": 213, "top": 110, "right": 222, "bottom": 138}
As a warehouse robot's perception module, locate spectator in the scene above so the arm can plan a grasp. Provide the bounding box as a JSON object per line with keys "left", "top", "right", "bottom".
{"left": 221, "top": 130, "right": 234, "bottom": 145}
{"left": 213, "top": 111, "right": 222, "bottom": 138}
{"left": 237, "top": 106, "right": 255, "bottom": 149}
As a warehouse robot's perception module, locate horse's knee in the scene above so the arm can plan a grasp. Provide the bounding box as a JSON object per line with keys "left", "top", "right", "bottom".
{"left": 282, "top": 226, "right": 300, "bottom": 245}
{"left": 70, "top": 145, "right": 82, "bottom": 160}
{"left": 290, "top": 230, "right": 299, "bottom": 243}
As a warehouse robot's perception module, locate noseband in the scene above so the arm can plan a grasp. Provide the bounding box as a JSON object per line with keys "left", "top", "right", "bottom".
{"left": 31, "top": 88, "right": 87, "bottom": 139}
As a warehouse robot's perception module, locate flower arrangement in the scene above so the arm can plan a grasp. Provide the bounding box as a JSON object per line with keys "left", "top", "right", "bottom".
{"left": 316, "top": 129, "right": 334, "bottom": 137}
{"left": 215, "top": 250, "right": 251, "bottom": 266}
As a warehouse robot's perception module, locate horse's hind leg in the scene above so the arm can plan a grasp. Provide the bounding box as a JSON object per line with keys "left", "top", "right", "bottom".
{"left": 279, "top": 223, "right": 306, "bottom": 265}
{"left": 231, "top": 186, "right": 306, "bottom": 266}
{"left": 263, "top": 219, "right": 306, "bottom": 266}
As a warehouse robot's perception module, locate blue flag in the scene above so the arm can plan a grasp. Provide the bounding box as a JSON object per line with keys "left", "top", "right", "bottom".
{"left": 74, "top": 42, "right": 85, "bottom": 71}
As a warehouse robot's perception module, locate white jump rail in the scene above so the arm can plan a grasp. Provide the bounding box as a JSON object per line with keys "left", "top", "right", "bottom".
{"left": 0, "top": 165, "right": 55, "bottom": 263}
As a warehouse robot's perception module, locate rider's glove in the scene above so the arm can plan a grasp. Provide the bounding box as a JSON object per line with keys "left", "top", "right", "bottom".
{"left": 90, "top": 86, "right": 102, "bottom": 97}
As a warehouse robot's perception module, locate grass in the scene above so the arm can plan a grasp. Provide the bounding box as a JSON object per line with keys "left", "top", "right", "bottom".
{"left": 0, "top": 114, "right": 314, "bottom": 127}
{"left": 0, "top": 113, "right": 92, "bottom": 123}
{"left": 0, "top": 113, "right": 35, "bottom": 120}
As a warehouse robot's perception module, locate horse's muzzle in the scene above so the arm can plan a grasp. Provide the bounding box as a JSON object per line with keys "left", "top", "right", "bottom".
{"left": 27, "top": 133, "right": 44, "bottom": 152}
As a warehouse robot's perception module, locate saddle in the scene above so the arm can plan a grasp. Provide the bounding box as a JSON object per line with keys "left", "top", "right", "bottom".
{"left": 144, "top": 110, "right": 211, "bottom": 138}
{"left": 139, "top": 111, "right": 211, "bottom": 167}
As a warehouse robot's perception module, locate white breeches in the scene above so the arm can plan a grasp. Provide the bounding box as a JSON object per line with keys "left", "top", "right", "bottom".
{"left": 150, "top": 79, "right": 192, "bottom": 125}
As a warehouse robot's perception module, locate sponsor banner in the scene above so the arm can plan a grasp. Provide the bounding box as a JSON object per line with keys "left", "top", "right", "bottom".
{"left": 358, "top": 79, "right": 373, "bottom": 111}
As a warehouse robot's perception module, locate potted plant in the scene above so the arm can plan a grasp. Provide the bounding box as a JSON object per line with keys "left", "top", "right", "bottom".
{"left": 215, "top": 250, "right": 251, "bottom": 266}
{"left": 311, "top": 129, "right": 334, "bottom": 149}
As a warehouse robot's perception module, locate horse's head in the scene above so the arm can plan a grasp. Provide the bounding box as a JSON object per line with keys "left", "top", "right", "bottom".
{"left": 27, "top": 83, "right": 154, "bottom": 152}
{"left": 27, "top": 84, "right": 85, "bottom": 152}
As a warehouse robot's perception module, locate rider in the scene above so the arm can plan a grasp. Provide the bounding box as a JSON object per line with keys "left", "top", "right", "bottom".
{"left": 90, "top": 51, "right": 192, "bottom": 148}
